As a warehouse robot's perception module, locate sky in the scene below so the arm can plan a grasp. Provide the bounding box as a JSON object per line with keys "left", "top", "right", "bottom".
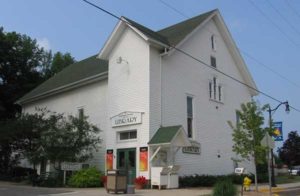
{"left": 1, "top": 0, "right": 300, "bottom": 150}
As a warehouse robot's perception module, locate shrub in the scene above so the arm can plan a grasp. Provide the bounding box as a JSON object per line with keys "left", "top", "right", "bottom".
{"left": 213, "top": 179, "right": 237, "bottom": 196}
{"left": 68, "top": 167, "right": 103, "bottom": 188}
{"left": 38, "top": 171, "right": 64, "bottom": 187}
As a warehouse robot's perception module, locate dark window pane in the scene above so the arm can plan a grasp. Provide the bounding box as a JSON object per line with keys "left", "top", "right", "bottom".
{"left": 209, "top": 82, "right": 212, "bottom": 99}
{"left": 218, "top": 85, "right": 222, "bottom": 101}
{"left": 213, "top": 77, "right": 217, "bottom": 100}
{"left": 187, "top": 97, "right": 193, "bottom": 118}
{"left": 211, "top": 56, "right": 216, "bottom": 68}
{"left": 187, "top": 118, "right": 193, "bottom": 138}
{"left": 78, "top": 108, "right": 84, "bottom": 120}
{"left": 128, "top": 151, "right": 136, "bottom": 168}
{"left": 120, "top": 132, "right": 129, "bottom": 140}
{"left": 118, "top": 151, "right": 125, "bottom": 168}
{"left": 130, "top": 131, "right": 137, "bottom": 139}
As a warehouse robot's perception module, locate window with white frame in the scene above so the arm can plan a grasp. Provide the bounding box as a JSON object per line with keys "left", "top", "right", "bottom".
{"left": 209, "top": 77, "right": 223, "bottom": 102}
{"left": 118, "top": 130, "right": 137, "bottom": 141}
{"left": 187, "top": 96, "right": 193, "bottom": 138}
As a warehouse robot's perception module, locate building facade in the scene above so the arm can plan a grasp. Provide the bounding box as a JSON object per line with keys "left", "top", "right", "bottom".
{"left": 19, "top": 9, "right": 257, "bottom": 179}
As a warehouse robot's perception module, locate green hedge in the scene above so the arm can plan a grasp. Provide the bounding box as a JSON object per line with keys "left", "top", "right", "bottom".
{"left": 68, "top": 167, "right": 103, "bottom": 188}
{"left": 179, "top": 173, "right": 268, "bottom": 187}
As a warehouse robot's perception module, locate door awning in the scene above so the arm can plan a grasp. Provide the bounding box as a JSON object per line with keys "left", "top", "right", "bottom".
{"left": 148, "top": 125, "right": 191, "bottom": 147}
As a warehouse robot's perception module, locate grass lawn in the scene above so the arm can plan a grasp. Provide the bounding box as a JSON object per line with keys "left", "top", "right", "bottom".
{"left": 275, "top": 175, "right": 300, "bottom": 184}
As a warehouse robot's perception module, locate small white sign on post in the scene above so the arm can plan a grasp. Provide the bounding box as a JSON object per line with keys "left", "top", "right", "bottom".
{"left": 61, "top": 162, "right": 82, "bottom": 171}
{"left": 234, "top": 167, "right": 245, "bottom": 175}
{"left": 261, "top": 134, "right": 275, "bottom": 149}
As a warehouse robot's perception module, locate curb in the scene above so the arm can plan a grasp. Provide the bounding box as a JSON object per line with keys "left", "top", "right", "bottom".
{"left": 258, "top": 187, "right": 284, "bottom": 193}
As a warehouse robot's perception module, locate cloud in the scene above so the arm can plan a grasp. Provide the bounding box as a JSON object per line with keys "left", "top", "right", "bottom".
{"left": 37, "top": 37, "right": 50, "bottom": 51}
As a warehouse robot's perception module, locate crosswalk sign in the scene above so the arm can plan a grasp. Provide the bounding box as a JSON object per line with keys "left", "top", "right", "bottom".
{"left": 273, "top": 122, "right": 283, "bottom": 141}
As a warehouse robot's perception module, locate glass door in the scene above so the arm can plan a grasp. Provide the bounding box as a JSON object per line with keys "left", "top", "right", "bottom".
{"left": 117, "top": 148, "right": 136, "bottom": 184}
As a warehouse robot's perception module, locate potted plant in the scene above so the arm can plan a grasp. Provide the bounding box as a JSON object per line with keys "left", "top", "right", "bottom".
{"left": 134, "top": 176, "right": 147, "bottom": 189}
{"left": 101, "top": 175, "right": 107, "bottom": 188}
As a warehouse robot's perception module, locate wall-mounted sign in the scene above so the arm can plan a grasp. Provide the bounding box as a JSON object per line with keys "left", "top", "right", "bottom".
{"left": 139, "top": 147, "right": 148, "bottom": 171}
{"left": 273, "top": 122, "right": 283, "bottom": 141}
{"left": 182, "top": 141, "right": 201, "bottom": 155}
{"left": 106, "top": 149, "right": 113, "bottom": 170}
{"left": 61, "top": 162, "right": 82, "bottom": 171}
{"left": 111, "top": 111, "right": 142, "bottom": 127}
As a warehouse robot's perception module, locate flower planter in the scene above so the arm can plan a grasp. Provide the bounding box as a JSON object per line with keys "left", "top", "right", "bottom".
{"left": 135, "top": 184, "right": 144, "bottom": 189}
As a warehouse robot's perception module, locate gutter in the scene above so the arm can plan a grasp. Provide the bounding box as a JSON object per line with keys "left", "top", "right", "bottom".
{"left": 17, "top": 71, "right": 108, "bottom": 105}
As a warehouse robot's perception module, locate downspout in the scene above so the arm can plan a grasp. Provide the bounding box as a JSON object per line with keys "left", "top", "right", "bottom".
{"left": 159, "top": 48, "right": 169, "bottom": 127}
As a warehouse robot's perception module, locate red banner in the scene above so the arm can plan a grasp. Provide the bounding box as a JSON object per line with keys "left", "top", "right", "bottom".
{"left": 106, "top": 149, "right": 113, "bottom": 170}
{"left": 139, "top": 147, "right": 148, "bottom": 171}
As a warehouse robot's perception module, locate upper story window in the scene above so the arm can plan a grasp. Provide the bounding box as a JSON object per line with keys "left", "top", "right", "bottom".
{"left": 187, "top": 96, "right": 193, "bottom": 138}
{"left": 211, "top": 56, "right": 217, "bottom": 68}
{"left": 211, "top": 35, "right": 216, "bottom": 51}
{"left": 209, "top": 77, "right": 223, "bottom": 102}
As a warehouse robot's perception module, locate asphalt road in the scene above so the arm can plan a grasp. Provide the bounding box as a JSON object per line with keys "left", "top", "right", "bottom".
{"left": 276, "top": 186, "right": 300, "bottom": 196}
{"left": 0, "top": 185, "right": 74, "bottom": 196}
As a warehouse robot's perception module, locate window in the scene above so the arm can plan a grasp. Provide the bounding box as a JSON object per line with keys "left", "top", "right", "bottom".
{"left": 187, "top": 96, "right": 193, "bottom": 138}
{"left": 236, "top": 111, "right": 240, "bottom": 127}
{"left": 211, "top": 56, "right": 216, "bottom": 68}
{"left": 211, "top": 35, "right": 216, "bottom": 51}
{"left": 78, "top": 108, "right": 84, "bottom": 120}
{"left": 119, "top": 130, "right": 137, "bottom": 141}
{"left": 213, "top": 77, "right": 217, "bottom": 100}
{"left": 218, "top": 85, "right": 222, "bottom": 102}
{"left": 209, "top": 77, "right": 223, "bottom": 102}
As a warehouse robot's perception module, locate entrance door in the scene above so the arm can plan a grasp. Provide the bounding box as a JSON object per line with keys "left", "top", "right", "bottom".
{"left": 117, "top": 148, "right": 136, "bottom": 183}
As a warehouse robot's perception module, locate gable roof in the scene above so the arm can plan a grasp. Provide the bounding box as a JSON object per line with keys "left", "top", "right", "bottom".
{"left": 157, "top": 9, "right": 216, "bottom": 46}
{"left": 148, "top": 125, "right": 191, "bottom": 147}
{"left": 18, "top": 55, "right": 108, "bottom": 104}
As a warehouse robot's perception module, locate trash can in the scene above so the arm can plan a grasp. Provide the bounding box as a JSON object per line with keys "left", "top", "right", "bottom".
{"left": 106, "top": 170, "right": 127, "bottom": 194}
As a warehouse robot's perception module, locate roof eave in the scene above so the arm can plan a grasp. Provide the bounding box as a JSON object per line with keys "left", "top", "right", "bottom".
{"left": 17, "top": 72, "right": 108, "bottom": 105}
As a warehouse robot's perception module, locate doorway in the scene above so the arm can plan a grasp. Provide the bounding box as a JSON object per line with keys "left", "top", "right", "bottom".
{"left": 117, "top": 148, "right": 136, "bottom": 183}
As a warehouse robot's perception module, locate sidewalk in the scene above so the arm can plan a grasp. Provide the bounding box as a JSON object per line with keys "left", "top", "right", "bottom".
{"left": 1, "top": 181, "right": 300, "bottom": 196}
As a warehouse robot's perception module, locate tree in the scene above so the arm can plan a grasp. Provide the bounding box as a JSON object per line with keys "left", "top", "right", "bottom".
{"left": 20, "top": 108, "right": 101, "bottom": 169}
{"left": 42, "top": 52, "right": 75, "bottom": 79}
{"left": 0, "top": 27, "right": 47, "bottom": 120}
{"left": 228, "top": 101, "right": 267, "bottom": 191}
{"left": 278, "top": 131, "right": 300, "bottom": 167}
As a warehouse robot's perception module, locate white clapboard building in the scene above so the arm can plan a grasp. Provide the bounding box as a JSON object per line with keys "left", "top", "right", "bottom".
{"left": 18, "top": 9, "right": 257, "bottom": 179}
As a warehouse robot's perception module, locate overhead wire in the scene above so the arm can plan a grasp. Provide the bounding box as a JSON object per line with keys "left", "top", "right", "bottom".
{"left": 81, "top": 0, "right": 300, "bottom": 113}
{"left": 248, "top": 0, "right": 300, "bottom": 49}
{"left": 285, "top": 0, "right": 300, "bottom": 20}
{"left": 266, "top": 0, "right": 300, "bottom": 37}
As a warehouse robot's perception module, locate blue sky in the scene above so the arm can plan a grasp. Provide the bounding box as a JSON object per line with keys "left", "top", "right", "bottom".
{"left": 1, "top": 0, "right": 300, "bottom": 149}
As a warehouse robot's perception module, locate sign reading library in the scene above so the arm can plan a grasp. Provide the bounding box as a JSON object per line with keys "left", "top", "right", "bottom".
{"left": 111, "top": 112, "right": 142, "bottom": 127}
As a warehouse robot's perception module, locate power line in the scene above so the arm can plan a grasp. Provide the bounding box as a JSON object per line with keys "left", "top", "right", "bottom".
{"left": 285, "top": 0, "right": 300, "bottom": 20}
{"left": 248, "top": 0, "right": 300, "bottom": 49}
{"left": 156, "top": 0, "right": 300, "bottom": 91}
{"left": 157, "top": 0, "right": 189, "bottom": 19}
{"left": 82, "top": 0, "right": 300, "bottom": 113}
{"left": 266, "top": 0, "right": 300, "bottom": 37}
{"left": 240, "top": 49, "right": 300, "bottom": 89}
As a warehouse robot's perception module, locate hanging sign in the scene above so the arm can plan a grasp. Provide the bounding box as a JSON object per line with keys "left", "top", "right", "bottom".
{"left": 61, "top": 162, "right": 82, "bottom": 171}
{"left": 106, "top": 149, "right": 113, "bottom": 170}
{"left": 182, "top": 140, "right": 201, "bottom": 155}
{"left": 139, "top": 147, "right": 148, "bottom": 171}
{"left": 111, "top": 112, "right": 142, "bottom": 127}
{"left": 273, "top": 122, "right": 283, "bottom": 141}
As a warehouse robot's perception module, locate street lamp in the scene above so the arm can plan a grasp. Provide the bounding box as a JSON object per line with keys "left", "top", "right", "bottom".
{"left": 267, "top": 101, "right": 289, "bottom": 187}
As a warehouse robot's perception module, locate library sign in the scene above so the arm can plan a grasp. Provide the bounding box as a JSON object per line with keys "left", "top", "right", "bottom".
{"left": 182, "top": 141, "right": 201, "bottom": 155}
{"left": 111, "top": 111, "right": 142, "bottom": 127}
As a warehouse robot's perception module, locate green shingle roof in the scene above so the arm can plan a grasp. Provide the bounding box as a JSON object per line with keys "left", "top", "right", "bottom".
{"left": 19, "top": 10, "right": 216, "bottom": 104}
{"left": 148, "top": 125, "right": 182, "bottom": 145}
{"left": 157, "top": 9, "right": 216, "bottom": 46}
{"left": 18, "top": 55, "right": 108, "bottom": 103}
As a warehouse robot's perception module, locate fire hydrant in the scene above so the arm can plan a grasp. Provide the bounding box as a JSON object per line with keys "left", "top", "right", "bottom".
{"left": 243, "top": 176, "right": 252, "bottom": 191}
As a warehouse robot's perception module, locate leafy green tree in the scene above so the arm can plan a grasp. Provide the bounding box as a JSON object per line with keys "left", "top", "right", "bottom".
{"left": 228, "top": 101, "right": 267, "bottom": 164}
{"left": 278, "top": 131, "right": 300, "bottom": 167}
{"left": 0, "top": 27, "right": 46, "bottom": 120}
{"left": 20, "top": 108, "right": 101, "bottom": 169}
{"left": 228, "top": 101, "right": 267, "bottom": 191}
{"left": 48, "top": 52, "right": 75, "bottom": 77}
